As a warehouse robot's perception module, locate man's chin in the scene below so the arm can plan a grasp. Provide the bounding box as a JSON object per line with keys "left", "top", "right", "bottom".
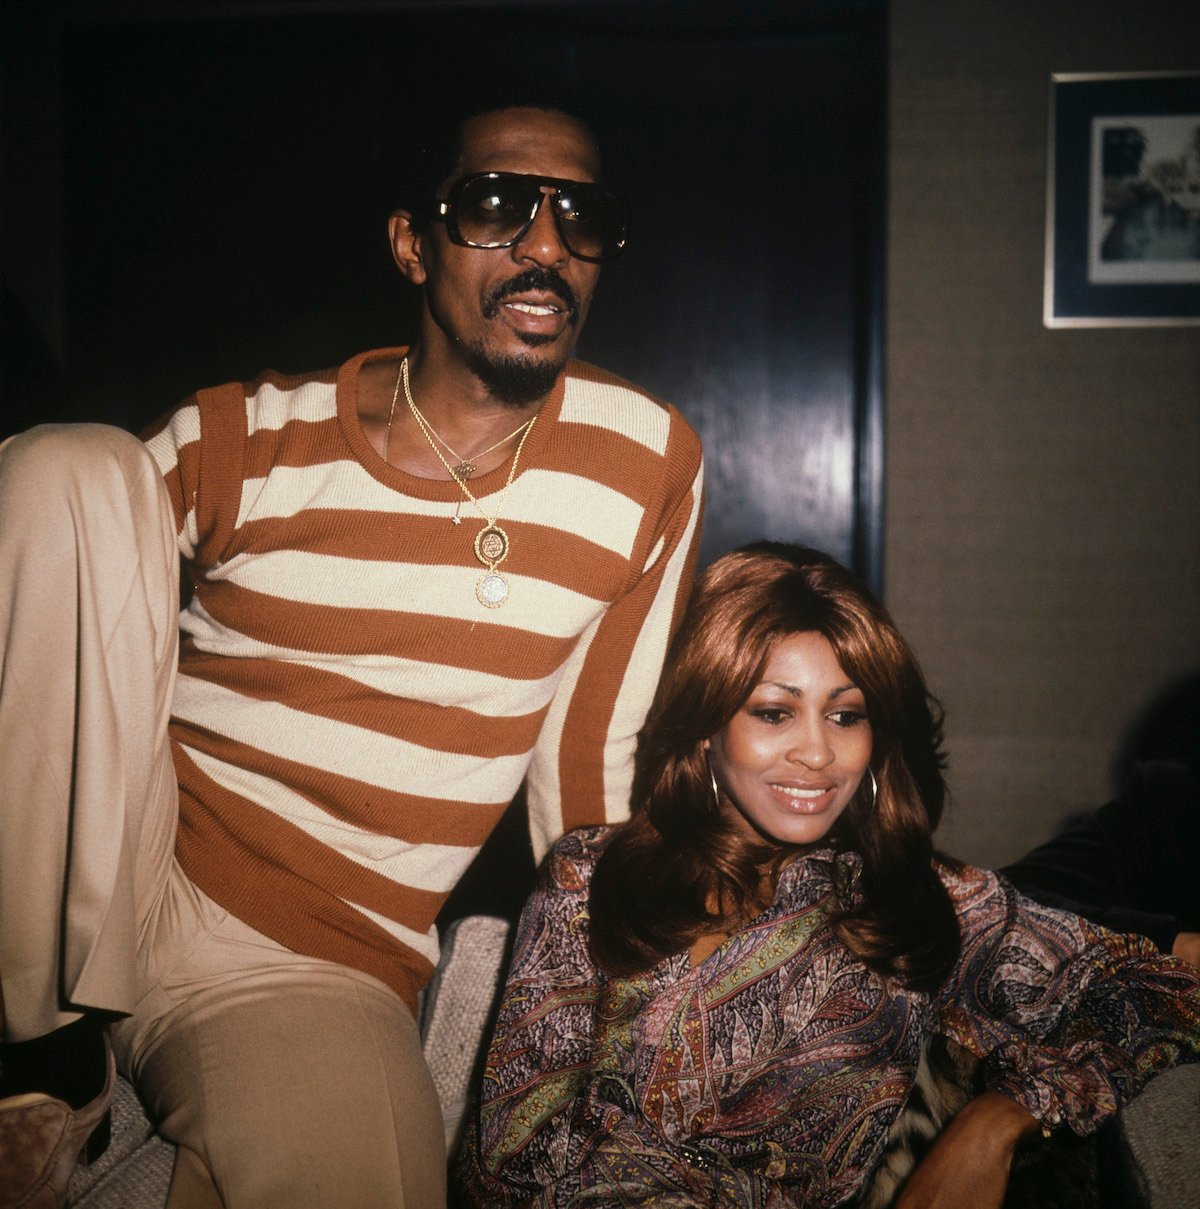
{"left": 514, "top": 331, "right": 559, "bottom": 349}
{"left": 466, "top": 343, "right": 569, "bottom": 408}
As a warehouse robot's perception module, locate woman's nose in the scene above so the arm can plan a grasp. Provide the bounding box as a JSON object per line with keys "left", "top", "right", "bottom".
{"left": 787, "top": 721, "right": 834, "bottom": 770}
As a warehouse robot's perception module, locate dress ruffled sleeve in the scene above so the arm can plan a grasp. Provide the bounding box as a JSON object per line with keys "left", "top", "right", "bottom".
{"left": 932, "top": 862, "right": 1200, "bottom": 1135}
{"left": 458, "top": 828, "right": 609, "bottom": 1203}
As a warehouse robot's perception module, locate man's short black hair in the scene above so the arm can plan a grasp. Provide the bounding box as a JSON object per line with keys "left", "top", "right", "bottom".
{"left": 392, "top": 89, "right": 603, "bottom": 226}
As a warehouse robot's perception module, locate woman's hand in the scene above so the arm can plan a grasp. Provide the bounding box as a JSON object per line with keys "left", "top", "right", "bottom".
{"left": 894, "top": 1091, "right": 1040, "bottom": 1209}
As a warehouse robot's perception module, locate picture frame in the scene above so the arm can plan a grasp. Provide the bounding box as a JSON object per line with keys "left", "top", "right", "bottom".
{"left": 1044, "top": 71, "right": 1200, "bottom": 328}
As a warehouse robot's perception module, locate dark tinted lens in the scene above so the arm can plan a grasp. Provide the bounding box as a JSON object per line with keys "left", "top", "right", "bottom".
{"left": 453, "top": 176, "right": 540, "bottom": 246}
{"left": 553, "top": 185, "right": 628, "bottom": 261}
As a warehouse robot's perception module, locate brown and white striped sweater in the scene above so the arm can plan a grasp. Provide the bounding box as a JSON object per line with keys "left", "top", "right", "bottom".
{"left": 142, "top": 347, "right": 704, "bottom": 1011}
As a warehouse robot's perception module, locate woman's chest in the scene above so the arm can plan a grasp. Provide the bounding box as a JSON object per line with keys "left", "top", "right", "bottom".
{"left": 597, "top": 926, "right": 929, "bottom": 1140}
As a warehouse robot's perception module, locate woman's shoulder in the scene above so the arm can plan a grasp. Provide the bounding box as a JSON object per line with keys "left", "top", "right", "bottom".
{"left": 933, "top": 853, "right": 995, "bottom": 893}
{"left": 544, "top": 825, "right": 616, "bottom": 892}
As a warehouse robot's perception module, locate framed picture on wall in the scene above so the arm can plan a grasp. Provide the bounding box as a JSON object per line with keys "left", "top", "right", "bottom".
{"left": 1045, "top": 71, "right": 1200, "bottom": 327}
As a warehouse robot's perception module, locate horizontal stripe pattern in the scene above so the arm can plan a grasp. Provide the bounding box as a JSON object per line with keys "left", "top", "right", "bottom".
{"left": 172, "top": 677, "right": 531, "bottom": 802}
{"left": 178, "top": 654, "right": 549, "bottom": 754}
{"left": 179, "top": 607, "right": 566, "bottom": 714}
{"left": 233, "top": 460, "right": 646, "bottom": 561}
{"left": 559, "top": 369, "right": 672, "bottom": 455}
{"left": 209, "top": 551, "right": 610, "bottom": 636}
{"left": 186, "top": 747, "right": 481, "bottom": 898}
{"left": 179, "top": 592, "right": 579, "bottom": 679}
{"left": 175, "top": 725, "right": 511, "bottom": 846}
{"left": 153, "top": 348, "right": 703, "bottom": 1007}
{"left": 246, "top": 377, "right": 339, "bottom": 433}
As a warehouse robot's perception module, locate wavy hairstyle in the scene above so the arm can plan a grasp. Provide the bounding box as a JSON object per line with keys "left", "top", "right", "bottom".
{"left": 588, "top": 542, "right": 960, "bottom": 992}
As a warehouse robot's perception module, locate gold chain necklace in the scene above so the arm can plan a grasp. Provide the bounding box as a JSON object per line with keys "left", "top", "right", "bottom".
{"left": 395, "top": 356, "right": 538, "bottom": 608}
{"left": 385, "top": 378, "right": 533, "bottom": 525}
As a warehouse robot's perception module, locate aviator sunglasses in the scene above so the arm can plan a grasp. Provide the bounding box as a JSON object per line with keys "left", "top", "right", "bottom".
{"left": 431, "top": 171, "right": 629, "bottom": 264}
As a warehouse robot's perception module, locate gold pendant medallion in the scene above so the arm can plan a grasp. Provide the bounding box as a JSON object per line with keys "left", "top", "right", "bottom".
{"left": 474, "top": 524, "right": 509, "bottom": 568}
{"left": 476, "top": 571, "right": 509, "bottom": 608}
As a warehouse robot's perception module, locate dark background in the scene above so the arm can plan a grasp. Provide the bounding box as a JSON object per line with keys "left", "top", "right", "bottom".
{"left": 3, "top": 0, "right": 886, "bottom": 922}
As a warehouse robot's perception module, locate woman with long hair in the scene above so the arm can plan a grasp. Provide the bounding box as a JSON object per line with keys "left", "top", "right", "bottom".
{"left": 459, "top": 543, "right": 1200, "bottom": 1207}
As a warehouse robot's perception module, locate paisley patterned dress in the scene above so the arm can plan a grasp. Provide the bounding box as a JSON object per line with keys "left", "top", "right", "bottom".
{"left": 458, "top": 827, "right": 1200, "bottom": 1207}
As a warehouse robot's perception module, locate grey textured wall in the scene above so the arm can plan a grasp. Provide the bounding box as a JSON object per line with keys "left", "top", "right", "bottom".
{"left": 887, "top": 0, "right": 1200, "bottom": 867}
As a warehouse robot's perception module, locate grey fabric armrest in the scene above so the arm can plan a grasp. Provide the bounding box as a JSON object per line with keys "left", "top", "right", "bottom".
{"left": 420, "top": 915, "right": 512, "bottom": 1154}
{"left": 66, "top": 1079, "right": 174, "bottom": 1208}
{"left": 1108, "top": 1064, "right": 1200, "bottom": 1209}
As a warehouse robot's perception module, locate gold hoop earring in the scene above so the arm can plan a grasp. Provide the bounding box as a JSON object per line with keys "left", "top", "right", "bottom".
{"left": 706, "top": 753, "right": 722, "bottom": 810}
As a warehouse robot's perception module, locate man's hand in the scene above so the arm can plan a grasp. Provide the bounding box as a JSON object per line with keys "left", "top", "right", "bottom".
{"left": 894, "top": 1091, "right": 1040, "bottom": 1209}
{"left": 1172, "top": 931, "right": 1200, "bottom": 968}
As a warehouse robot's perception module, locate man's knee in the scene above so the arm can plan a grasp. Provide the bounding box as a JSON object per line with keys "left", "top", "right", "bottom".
{"left": 0, "top": 425, "right": 173, "bottom": 568}
{"left": 0, "top": 424, "right": 157, "bottom": 501}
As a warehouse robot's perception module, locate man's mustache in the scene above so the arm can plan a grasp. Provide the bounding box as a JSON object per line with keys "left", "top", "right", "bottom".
{"left": 483, "top": 268, "right": 579, "bottom": 322}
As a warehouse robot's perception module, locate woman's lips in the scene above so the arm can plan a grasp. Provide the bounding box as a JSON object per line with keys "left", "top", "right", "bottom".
{"left": 769, "top": 783, "right": 837, "bottom": 813}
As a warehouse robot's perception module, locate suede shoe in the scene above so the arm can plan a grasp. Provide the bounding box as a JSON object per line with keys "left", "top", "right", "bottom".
{"left": 0, "top": 1036, "right": 114, "bottom": 1208}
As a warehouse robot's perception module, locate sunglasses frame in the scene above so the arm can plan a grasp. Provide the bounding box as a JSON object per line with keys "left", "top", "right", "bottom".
{"left": 431, "top": 171, "right": 628, "bottom": 264}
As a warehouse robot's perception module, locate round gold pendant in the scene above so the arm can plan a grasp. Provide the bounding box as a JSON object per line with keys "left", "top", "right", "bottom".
{"left": 476, "top": 571, "right": 509, "bottom": 608}
{"left": 474, "top": 524, "right": 509, "bottom": 568}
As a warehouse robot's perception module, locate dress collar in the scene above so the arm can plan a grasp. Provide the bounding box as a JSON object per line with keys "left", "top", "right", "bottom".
{"left": 774, "top": 847, "right": 864, "bottom": 911}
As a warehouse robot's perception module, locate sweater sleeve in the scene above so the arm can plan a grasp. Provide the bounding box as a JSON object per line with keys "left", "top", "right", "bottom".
{"left": 932, "top": 862, "right": 1200, "bottom": 1136}
{"left": 140, "top": 381, "right": 249, "bottom": 567}
{"left": 524, "top": 436, "right": 703, "bottom": 862}
{"left": 458, "top": 829, "right": 606, "bottom": 1202}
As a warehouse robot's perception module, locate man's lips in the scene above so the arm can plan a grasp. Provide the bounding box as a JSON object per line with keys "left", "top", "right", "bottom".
{"left": 502, "top": 292, "right": 566, "bottom": 318}
{"left": 495, "top": 290, "right": 574, "bottom": 339}
{"left": 484, "top": 269, "right": 579, "bottom": 325}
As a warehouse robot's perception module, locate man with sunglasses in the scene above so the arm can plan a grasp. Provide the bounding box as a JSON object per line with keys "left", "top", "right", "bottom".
{"left": 0, "top": 103, "right": 702, "bottom": 1208}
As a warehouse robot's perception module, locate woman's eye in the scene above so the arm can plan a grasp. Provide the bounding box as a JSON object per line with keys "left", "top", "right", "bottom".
{"left": 751, "top": 707, "right": 790, "bottom": 725}
{"left": 829, "top": 710, "right": 867, "bottom": 728}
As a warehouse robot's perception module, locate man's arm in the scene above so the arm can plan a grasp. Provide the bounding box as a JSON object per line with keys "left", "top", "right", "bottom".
{"left": 524, "top": 446, "right": 703, "bottom": 860}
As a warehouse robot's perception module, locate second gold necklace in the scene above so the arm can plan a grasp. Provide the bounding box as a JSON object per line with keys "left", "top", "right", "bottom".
{"left": 398, "top": 356, "right": 538, "bottom": 608}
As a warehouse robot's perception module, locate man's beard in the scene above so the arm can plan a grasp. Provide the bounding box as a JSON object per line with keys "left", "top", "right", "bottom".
{"left": 464, "top": 342, "right": 569, "bottom": 408}
{"left": 467, "top": 267, "right": 580, "bottom": 407}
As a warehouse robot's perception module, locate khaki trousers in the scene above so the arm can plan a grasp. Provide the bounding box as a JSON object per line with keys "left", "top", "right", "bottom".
{"left": 0, "top": 426, "right": 446, "bottom": 1208}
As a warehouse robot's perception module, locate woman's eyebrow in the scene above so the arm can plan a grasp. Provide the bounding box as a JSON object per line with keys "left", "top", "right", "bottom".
{"left": 765, "top": 681, "right": 860, "bottom": 700}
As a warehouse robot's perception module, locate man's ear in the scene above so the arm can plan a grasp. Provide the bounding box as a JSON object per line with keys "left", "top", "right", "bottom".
{"left": 389, "top": 211, "right": 427, "bottom": 285}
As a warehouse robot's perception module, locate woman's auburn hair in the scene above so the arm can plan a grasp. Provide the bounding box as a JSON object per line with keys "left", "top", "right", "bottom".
{"left": 588, "top": 542, "right": 961, "bottom": 992}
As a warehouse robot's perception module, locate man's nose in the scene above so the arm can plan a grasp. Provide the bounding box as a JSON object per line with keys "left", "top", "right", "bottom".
{"left": 512, "top": 191, "right": 570, "bottom": 268}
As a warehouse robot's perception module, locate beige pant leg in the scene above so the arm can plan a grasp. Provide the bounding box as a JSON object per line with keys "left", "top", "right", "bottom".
{"left": 0, "top": 424, "right": 179, "bottom": 1041}
{"left": 0, "top": 424, "right": 445, "bottom": 1204}
{"left": 119, "top": 870, "right": 447, "bottom": 1209}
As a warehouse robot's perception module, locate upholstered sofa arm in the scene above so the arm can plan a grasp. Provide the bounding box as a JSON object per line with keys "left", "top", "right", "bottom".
{"left": 1104, "top": 1063, "right": 1200, "bottom": 1209}
{"left": 420, "top": 915, "right": 513, "bottom": 1154}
